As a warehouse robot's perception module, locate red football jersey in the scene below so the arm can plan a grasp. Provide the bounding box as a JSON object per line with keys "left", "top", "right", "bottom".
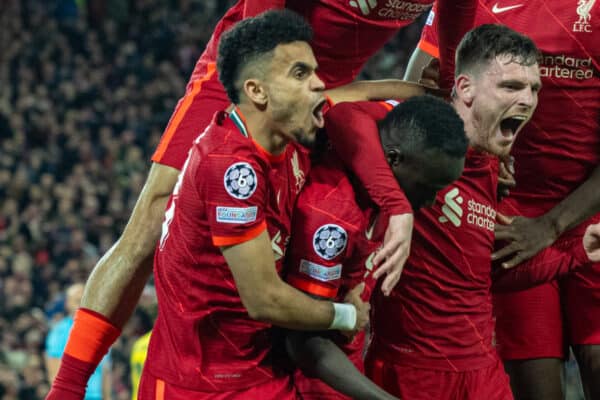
{"left": 192, "top": 0, "right": 435, "bottom": 90}
{"left": 419, "top": 1, "right": 600, "bottom": 215}
{"left": 145, "top": 109, "right": 311, "bottom": 393}
{"left": 285, "top": 101, "right": 391, "bottom": 398}
{"left": 370, "top": 149, "right": 501, "bottom": 371}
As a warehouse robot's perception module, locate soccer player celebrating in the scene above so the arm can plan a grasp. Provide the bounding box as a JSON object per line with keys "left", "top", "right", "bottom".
{"left": 47, "top": 11, "right": 372, "bottom": 400}
{"left": 284, "top": 95, "right": 468, "bottom": 400}
{"left": 74, "top": 0, "right": 479, "bottom": 359}
{"left": 407, "top": 3, "right": 600, "bottom": 399}
{"left": 337, "top": 24, "right": 540, "bottom": 400}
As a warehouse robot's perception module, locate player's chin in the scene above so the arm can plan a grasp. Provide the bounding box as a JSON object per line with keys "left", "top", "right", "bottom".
{"left": 298, "top": 134, "right": 316, "bottom": 149}
{"left": 294, "top": 128, "right": 317, "bottom": 149}
{"left": 493, "top": 141, "right": 513, "bottom": 158}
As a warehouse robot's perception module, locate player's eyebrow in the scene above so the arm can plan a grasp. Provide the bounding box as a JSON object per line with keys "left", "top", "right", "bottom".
{"left": 289, "top": 61, "right": 317, "bottom": 75}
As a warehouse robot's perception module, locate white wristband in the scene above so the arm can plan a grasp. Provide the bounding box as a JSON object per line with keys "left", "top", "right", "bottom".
{"left": 329, "top": 302, "right": 357, "bottom": 331}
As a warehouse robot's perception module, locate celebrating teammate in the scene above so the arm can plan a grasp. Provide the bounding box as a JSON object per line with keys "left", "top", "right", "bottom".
{"left": 407, "top": 3, "right": 600, "bottom": 398}
{"left": 74, "top": 0, "right": 478, "bottom": 355}
{"left": 47, "top": 11, "right": 372, "bottom": 399}
{"left": 284, "top": 95, "right": 468, "bottom": 400}
{"left": 327, "top": 24, "right": 540, "bottom": 399}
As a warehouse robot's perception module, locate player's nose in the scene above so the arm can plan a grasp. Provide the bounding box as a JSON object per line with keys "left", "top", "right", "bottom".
{"left": 310, "top": 73, "right": 325, "bottom": 92}
{"left": 517, "top": 87, "right": 536, "bottom": 109}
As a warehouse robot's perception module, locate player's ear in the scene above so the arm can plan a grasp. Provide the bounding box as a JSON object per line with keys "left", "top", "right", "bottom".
{"left": 243, "top": 78, "right": 268, "bottom": 106}
{"left": 454, "top": 74, "right": 474, "bottom": 105}
{"left": 386, "top": 148, "right": 404, "bottom": 167}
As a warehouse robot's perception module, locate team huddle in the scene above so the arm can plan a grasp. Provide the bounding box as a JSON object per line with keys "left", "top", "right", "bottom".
{"left": 46, "top": 1, "right": 600, "bottom": 400}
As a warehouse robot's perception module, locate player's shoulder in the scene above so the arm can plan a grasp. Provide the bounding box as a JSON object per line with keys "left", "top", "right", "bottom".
{"left": 193, "top": 111, "right": 265, "bottom": 163}
{"left": 328, "top": 100, "right": 395, "bottom": 121}
{"left": 298, "top": 155, "right": 364, "bottom": 228}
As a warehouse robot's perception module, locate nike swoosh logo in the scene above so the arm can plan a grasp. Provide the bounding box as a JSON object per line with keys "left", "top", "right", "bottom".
{"left": 365, "top": 216, "right": 378, "bottom": 240}
{"left": 492, "top": 3, "right": 524, "bottom": 13}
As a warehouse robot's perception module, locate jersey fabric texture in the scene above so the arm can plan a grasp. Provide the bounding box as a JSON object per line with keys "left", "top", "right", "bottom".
{"left": 144, "top": 109, "right": 310, "bottom": 396}
{"left": 285, "top": 101, "right": 391, "bottom": 399}
{"left": 419, "top": 0, "right": 600, "bottom": 357}
{"left": 369, "top": 149, "right": 502, "bottom": 371}
{"left": 151, "top": 0, "right": 436, "bottom": 171}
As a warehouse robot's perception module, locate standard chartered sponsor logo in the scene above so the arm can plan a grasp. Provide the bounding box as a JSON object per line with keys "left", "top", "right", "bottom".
{"left": 466, "top": 199, "right": 496, "bottom": 231}
{"left": 349, "top": 0, "right": 378, "bottom": 15}
{"left": 438, "top": 188, "right": 463, "bottom": 227}
{"left": 349, "top": 0, "right": 432, "bottom": 19}
{"left": 438, "top": 188, "right": 495, "bottom": 231}
{"left": 539, "top": 54, "right": 594, "bottom": 81}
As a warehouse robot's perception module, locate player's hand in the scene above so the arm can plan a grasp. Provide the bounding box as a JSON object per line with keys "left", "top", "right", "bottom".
{"left": 341, "top": 283, "right": 370, "bottom": 338}
{"left": 419, "top": 57, "right": 440, "bottom": 89}
{"left": 583, "top": 223, "right": 600, "bottom": 262}
{"left": 497, "top": 156, "right": 516, "bottom": 201}
{"left": 373, "top": 213, "right": 414, "bottom": 296}
{"left": 492, "top": 213, "right": 559, "bottom": 268}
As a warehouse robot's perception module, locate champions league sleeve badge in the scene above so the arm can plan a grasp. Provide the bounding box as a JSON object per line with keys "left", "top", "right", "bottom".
{"left": 313, "top": 224, "right": 348, "bottom": 260}
{"left": 224, "top": 162, "right": 258, "bottom": 200}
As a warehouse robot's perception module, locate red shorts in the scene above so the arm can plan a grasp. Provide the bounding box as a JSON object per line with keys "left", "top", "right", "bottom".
{"left": 365, "top": 354, "right": 513, "bottom": 400}
{"left": 151, "top": 61, "right": 231, "bottom": 171}
{"left": 138, "top": 370, "right": 297, "bottom": 400}
{"left": 493, "top": 281, "right": 565, "bottom": 360}
{"left": 563, "top": 261, "right": 600, "bottom": 345}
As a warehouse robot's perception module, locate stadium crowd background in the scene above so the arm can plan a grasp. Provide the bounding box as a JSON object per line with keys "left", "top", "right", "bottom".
{"left": 0, "top": 0, "right": 586, "bottom": 399}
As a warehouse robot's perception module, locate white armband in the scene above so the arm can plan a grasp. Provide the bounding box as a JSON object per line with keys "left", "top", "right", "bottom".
{"left": 329, "top": 302, "right": 357, "bottom": 331}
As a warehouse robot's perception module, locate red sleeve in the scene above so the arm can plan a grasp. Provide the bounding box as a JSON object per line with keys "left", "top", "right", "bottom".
{"left": 200, "top": 147, "right": 268, "bottom": 246}
{"left": 285, "top": 170, "right": 360, "bottom": 300}
{"left": 492, "top": 240, "right": 589, "bottom": 293}
{"left": 325, "top": 102, "right": 412, "bottom": 216}
{"left": 436, "top": 0, "right": 477, "bottom": 89}
{"left": 243, "top": 0, "right": 286, "bottom": 18}
{"left": 417, "top": 4, "right": 440, "bottom": 58}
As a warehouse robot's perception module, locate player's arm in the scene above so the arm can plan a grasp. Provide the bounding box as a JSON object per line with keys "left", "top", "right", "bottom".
{"left": 326, "top": 102, "right": 413, "bottom": 296}
{"left": 325, "top": 79, "right": 428, "bottom": 104}
{"left": 492, "top": 241, "right": 590, "bottom": 292}
{"left": 221, "top": 230, "right": 369, "bottom": 331}
{"left": 404, "top": 47, "right": 436, "bottom": 83}
{"left": 81, "top": 163, "right": 179, "bottom": 325}
{"left": 46, "top": 163, "right": 179, "bottom": 400}
{"left": 436, "top": 0, "right": 477, "bottom": 88}
{"left": 286, "top": 329, "right": 398, "bottom": 400}
{"left": 493, "top": 166, "right": 600, "bottom": 268}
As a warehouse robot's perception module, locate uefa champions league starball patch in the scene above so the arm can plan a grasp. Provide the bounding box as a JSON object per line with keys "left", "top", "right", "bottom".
{"left": 224, "top": 162, "right": 257, "bottom": 200}
{"left": 313, "top": 224, "right": 348, "bottom": 260}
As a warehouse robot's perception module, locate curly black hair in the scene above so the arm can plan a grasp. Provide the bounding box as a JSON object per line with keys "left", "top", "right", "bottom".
{"left": 456, "top": 24, "right": 540, "bottom": 76}
{"left": 379, "top": 95, "right": 468, "bottom": 158}
{"left": 217, "top": 10, "right": 313, "bottom": 104}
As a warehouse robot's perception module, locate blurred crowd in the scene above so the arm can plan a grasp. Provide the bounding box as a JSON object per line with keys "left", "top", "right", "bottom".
{"left": 0, "top": 0, "right": 424, "bottom": 398}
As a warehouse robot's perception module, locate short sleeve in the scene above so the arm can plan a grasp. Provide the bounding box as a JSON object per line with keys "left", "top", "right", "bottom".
{"left": 198, "top": 146, "right": 268, "bottom": 247}
{"left": 418, "top": 4, "right": 440, "bottom": 58}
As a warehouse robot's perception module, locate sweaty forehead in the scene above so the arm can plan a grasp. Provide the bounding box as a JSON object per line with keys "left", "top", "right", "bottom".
{"left": 270, "top": 41, "right": 317, "bottom": 70}
{"left": 484, "top": 55, "right": 540, "bottom": 81}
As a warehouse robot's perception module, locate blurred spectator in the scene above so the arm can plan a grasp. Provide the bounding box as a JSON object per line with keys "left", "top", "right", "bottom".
{"left": 45, "top": 283, "right": 112, "bottom": 400}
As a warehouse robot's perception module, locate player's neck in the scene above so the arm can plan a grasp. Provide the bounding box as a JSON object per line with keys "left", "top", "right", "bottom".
{"left": 453, "top": 101, "right": 479, "bottom": 150}
{"left": 238, "top": 104, "right": 288, "bottom": 155}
